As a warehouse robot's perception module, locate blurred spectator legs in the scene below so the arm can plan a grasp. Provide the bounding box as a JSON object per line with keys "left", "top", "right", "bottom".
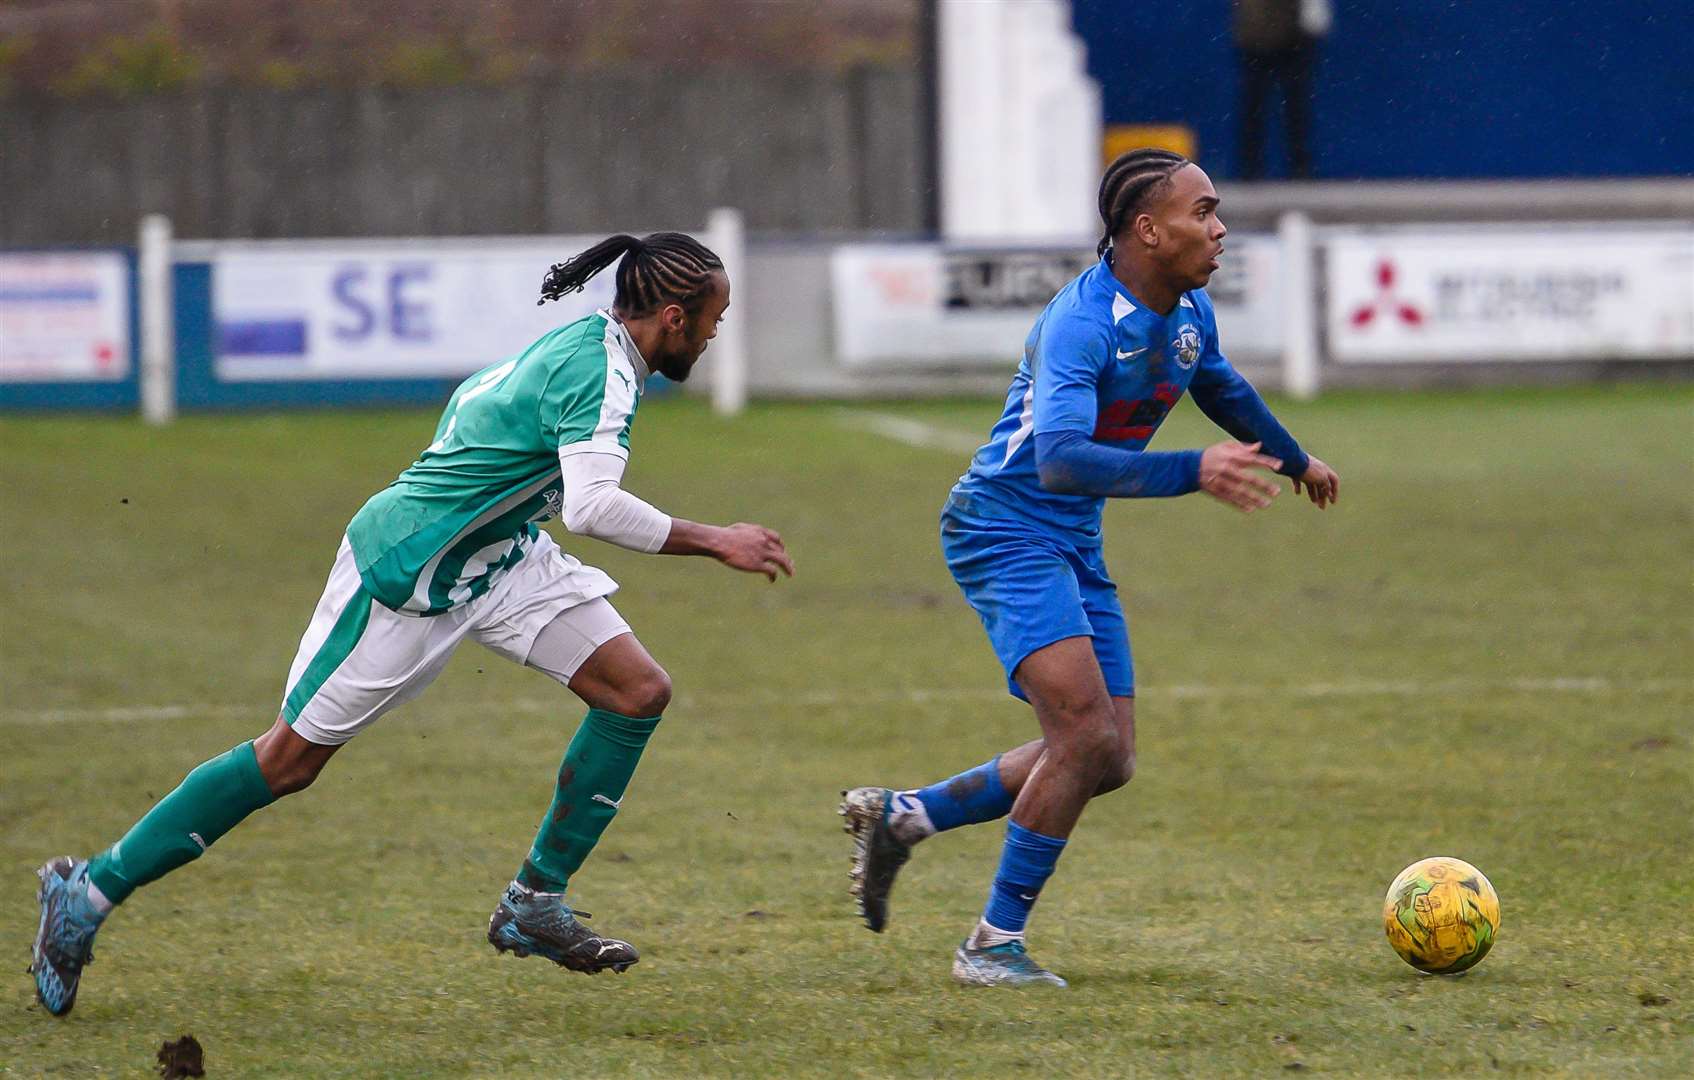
{"left": 1238, "top": 39, "right": 1315, "bottom": 180}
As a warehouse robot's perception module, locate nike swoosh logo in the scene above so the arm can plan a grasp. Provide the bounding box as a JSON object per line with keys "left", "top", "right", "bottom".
{"left": 592, "top": 793, "right": 623, "bottom": 809}
{"left": 1116, "top": 347, "right": 1148, "bottom": 360}
{"left": 1018, "top": 892, "right": 1037, "bottom": 901}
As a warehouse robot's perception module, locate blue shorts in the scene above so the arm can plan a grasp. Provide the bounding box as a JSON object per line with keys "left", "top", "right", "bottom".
{"left": 940, "top": 499, "right": 1133, "bottom": 702}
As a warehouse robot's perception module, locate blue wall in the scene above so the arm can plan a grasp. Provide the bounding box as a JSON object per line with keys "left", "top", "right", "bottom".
{"left": 1072, "top": 0, "right": 1694, "bottom": 179}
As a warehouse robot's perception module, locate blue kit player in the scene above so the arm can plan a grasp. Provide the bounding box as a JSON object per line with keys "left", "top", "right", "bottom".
{"left": 841, "top": 149, "right": 1340, "bottom": 987}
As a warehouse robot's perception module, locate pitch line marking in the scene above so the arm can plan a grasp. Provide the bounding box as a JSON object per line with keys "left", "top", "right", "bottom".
{"left": 3, "top": 676, "right": 1687, "bottom": 727}
{"left": 832, "top": 409, "right": 982, "bottom": 456}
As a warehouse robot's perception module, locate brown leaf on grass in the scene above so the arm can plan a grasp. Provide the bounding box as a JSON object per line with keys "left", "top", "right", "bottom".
{"left": 1638, "top": 992, "right": 1671, "bottom": 1007}
{"left": 157, "top": 1035, "right": 204, "bottom": 1078}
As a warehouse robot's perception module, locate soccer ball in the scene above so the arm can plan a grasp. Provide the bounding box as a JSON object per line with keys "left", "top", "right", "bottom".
{"left": 1382, "top": 856, "right": 1500, "bottom": 974}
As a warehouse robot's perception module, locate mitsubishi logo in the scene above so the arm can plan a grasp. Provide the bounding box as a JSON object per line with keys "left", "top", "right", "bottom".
{"left": 1350, "top": 259, "right": 1425, "bottom": 329}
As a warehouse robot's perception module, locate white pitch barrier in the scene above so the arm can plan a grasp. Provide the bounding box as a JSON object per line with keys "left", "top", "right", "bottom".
{"left": 1278, "top": 211, "right": 1320, "bottom": 401}
{"left": 706, "top": 207, "right": 748, "bottom": 416}
{"left": 138, "top": 213, "right": 176, "bottom": 425}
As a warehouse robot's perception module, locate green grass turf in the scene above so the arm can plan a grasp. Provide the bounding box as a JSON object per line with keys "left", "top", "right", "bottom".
{"left": 2, "top": 385, "right": 1690, "bottom": 1077}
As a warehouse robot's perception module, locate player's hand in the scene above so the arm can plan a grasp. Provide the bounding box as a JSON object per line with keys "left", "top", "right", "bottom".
{"left": 713, "top": 523, "right": 795, "bottom": 582}
{"left": 1292, "top": 455, "right": 1340, "bottom": 509}
{"left": 1199, "top": 441, "right": 1282, "bottom": 513}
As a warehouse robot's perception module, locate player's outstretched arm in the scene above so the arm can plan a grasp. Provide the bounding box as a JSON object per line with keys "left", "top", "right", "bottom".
{"left": 558, "top": 451, "right": 673, "bottom": 552}
{"left": 1189, "top": 333, "right": 1338, "bottom": 509}
{"left": 1291, "top": 455, "right": 1340, "bottom": 509}
{"left": 1187, "top": 323, "right": 1311, "bottom": 470}
{"left": 1197, "top": 440, "right": 1285, "bottom": 513}
{"left": 1034, "top": 429, "right": 1203, "bottom": 499}
{"left": 661, "top": 520, "right": 794, "bottom": 581}
{"left": 558, "top": 451, "right": 793, "bottom": 580}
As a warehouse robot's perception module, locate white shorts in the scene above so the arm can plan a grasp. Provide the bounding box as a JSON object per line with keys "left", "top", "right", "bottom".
{"left": 280, "top": 530, "right": 630, "bottom": 745}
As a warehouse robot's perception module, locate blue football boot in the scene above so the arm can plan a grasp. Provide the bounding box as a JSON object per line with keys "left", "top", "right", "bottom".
{"left": 487, "top": 882, "right": 638, "bottom": 974}
{"left": 951, "top": 937, "right": 1068, "bottom": 988}
{"left": 30, "top": 856, "right": 107, "bottom": 1016}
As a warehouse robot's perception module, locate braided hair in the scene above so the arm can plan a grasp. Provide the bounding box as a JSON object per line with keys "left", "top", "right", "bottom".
{"left": 539, "top": 232, "right": 723, "bottom": 315}
{"left": 1096, "top": 148, "right": 1190, "bottom": 257}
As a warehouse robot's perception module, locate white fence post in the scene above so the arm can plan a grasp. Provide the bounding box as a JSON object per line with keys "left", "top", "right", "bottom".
{"left": 139, "top": 214, "right": 176, "bottom": 425}
{"left": 1278, "top": 210, "right": 1320, "bottom": 401}
{"left": 706, "top": 207, "right": 748, "bottom": 416}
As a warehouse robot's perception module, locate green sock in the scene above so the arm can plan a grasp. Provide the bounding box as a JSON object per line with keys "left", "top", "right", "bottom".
{"left": 87, "top": 741, "right": 277, "bottom": 905}
{"left": 517, "top": 709, "right": 661, "bottom": 893}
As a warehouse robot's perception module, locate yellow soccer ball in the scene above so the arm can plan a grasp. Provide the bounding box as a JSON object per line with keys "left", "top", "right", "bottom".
{"left": 1383, "top": 856, "right": 1500, "bottom": 974}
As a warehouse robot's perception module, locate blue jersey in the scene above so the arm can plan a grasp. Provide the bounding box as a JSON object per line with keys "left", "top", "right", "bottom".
{"left": 950, "top": 257, "right": 1304, "bottom": 543}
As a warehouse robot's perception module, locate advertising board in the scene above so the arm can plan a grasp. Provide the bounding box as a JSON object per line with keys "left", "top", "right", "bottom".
{"left": 830, "top": 237, "right": 1284, "bottom": 368}
{"left": 208, "top": 241, "right": 614, "bottom": 381}
{"left": 0, "top": 252, "right": 132, "bottom": 383}
{"left": 1326, "top": 226, "right": 1694, "bottom": 363}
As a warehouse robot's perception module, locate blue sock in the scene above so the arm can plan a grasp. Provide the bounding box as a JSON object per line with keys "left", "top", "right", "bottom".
{"left": 909, "top": 756, "right": 1013, "bottom": 833}
{"left": 981, "top": 820, "right": 1067, "bottom": 934}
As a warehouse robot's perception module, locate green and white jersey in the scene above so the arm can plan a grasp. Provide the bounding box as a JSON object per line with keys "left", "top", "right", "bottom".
{"left": 346, "top": 310, "right": 647, "bottom": 615}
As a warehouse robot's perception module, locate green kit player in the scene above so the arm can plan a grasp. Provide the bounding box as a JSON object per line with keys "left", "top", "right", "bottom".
{"left": 31, "top": 232, "right": 794, "bottom": 1016}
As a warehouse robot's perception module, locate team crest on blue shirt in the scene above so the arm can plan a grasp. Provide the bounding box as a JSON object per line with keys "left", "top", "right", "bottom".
{"left": 1173, "top": 324, "right": 1201, "bottom": 370}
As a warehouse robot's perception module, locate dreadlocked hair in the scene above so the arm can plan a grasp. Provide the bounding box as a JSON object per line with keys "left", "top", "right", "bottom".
{"left": 1096, "top": 148, "right": 1190, "bottom": 257}
{"left": 538, "top": 232, "right": 724, "bottom": 314}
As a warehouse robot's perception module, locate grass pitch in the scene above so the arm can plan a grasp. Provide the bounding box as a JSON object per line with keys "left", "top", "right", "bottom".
{"left": 2, "top": 385, "right": 1690, "bottom": 1077}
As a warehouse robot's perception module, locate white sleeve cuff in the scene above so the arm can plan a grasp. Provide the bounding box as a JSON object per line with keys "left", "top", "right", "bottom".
{"left": 557, "top": 439, "right": 629, "bottom": 461}
{"left": 557, "top": 450, "right": 671, "bottom": 554}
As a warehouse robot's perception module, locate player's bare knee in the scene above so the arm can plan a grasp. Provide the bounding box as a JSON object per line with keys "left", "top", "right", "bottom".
{"left": 1097, "top": 748, "right": 1137, "bottom": 794}
{"left": 613, "top": 665, "right": 672, "bottom": 718}
{"left": 1050, "top": 716, "right": 1118, "bottom": 769}
{"left": 636, "top": 666, "right": 673, "bottom": 716}
{"left": 255, "top": 719, "right": 337, "bottom": 797}
{"left": 1039, "top": 686, "right": 1114, "bottom": 730}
